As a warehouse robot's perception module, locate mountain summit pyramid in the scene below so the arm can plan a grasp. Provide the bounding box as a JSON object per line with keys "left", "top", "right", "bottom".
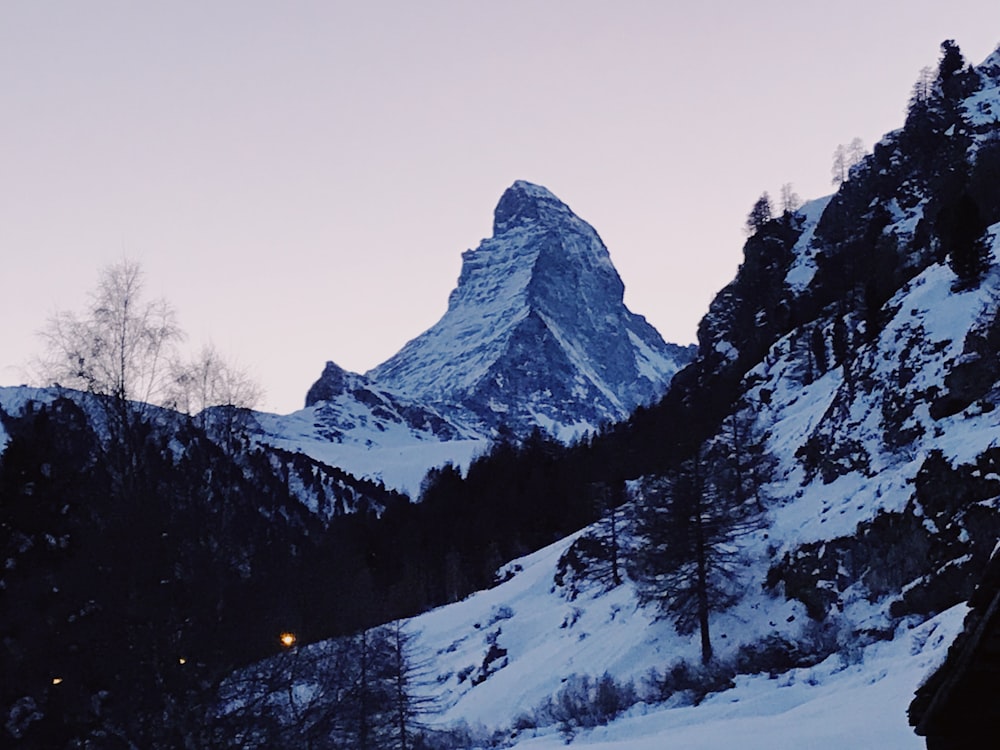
{"left": 360, "top": 180, "right": 694, "bottom": 437}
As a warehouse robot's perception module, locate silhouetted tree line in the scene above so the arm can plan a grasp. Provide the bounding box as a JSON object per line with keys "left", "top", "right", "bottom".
{"left": 385, "top": 429, "right": 604, "bottom": 607}
{"left": 0, "top": 399, "right": 293, "bottom": 745}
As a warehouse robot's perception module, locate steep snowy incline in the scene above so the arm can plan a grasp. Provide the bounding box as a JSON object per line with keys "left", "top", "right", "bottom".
{"left": 360, "top": 180, "right": 694, "bottom": 438}
{"left": 253, "top": 406, "right": 486, "bottom": 500}
{"left": 401, "top": 527, "right": 964, "bottom": 749}
{"left": 402, "top": 44, "right": 1000, "bottom": 745}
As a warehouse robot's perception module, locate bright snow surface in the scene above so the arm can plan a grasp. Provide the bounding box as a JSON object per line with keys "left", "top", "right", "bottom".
{"left": 254, "top": 404, "right": 488, "bottom": 498}
{"left": 367, "top": 180, "right": 689, "bottom": 423}
{"left": 406, "top": 530, "right": 963, "bottom": 748}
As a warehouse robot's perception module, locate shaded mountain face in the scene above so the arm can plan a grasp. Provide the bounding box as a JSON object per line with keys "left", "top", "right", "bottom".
{"left": 283, "top": 181, "right": 692, "bottom": 494}
{"left": 311, "top": 181, "right": 693, "bottom": 440}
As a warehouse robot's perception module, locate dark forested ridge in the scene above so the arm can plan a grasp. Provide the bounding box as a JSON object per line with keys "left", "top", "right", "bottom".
{"left": 0, "top": 394, "right": 612, "bottom": 747}
{"left": 0, "top": 394, "right": 417, "bottom": 746}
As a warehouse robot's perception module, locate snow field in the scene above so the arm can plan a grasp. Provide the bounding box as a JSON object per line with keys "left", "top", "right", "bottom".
{"left": 404, "top": 519, "right": 966, "bottom": 748}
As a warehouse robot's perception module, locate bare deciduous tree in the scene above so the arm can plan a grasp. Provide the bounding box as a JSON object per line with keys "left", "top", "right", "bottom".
{"left": 166, "top": 343, "right": 263, "bottom": 453}
{"left": 780, "top": 183, "right": 802, "bottom": 216}
{"left": 167, "top": 344, "right": 262, "bottom": 416}
{"left": 37, "top": 260, "right": 185, "bottom": 493}
{"left": 164, "top": 344, "right": 263, "bottom": 424}
{"left": 38, "top": 258, "right": 183, "bottom": 407}
{"left": 39, "top": 260, "right": 261, "bottom": 427}
{"left": 831, "top": 138, "right": 867, "bottom": 186}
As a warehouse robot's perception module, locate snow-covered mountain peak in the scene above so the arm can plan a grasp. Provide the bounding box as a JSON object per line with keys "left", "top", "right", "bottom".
{"left": 282, "top": 182, "right": 692, "bottom": 489}
{"left": 441, "top": 180, "right": 622, "bottom": 325}
{"left": 364, "top": 181, "right": 695, "bottom": 437}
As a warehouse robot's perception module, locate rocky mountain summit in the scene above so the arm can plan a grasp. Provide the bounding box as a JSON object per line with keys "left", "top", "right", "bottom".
{"left": 361, "top": 181, "right": 693, "bottom": 438}
{"left": 290, "top": 181, "right": 694, "bottom": 487}
{"left": 251, "top": 181, "right": 693, "bottom": 495}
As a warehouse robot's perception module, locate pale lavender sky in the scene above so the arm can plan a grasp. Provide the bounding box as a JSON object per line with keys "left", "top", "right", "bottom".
{"left": 2, "top": 2, "right": 998, "bottom": 413}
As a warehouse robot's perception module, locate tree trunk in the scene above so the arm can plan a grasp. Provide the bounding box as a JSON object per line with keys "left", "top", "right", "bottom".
{"left": 696, "top": 520, "right": 712, "bottom": 663}
{"left": 693, "top": 461, "right": 712, "bottom": 665}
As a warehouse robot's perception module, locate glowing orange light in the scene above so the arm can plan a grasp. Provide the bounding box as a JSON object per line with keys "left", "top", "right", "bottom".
{"left": 280, "top": 632, "right": 296, "bottom": 648}
{"left": 178, "top": 658, "right": 187, "bottom": 665}
{"left": 52, "top": 677, "right": 63, "bottom": 685}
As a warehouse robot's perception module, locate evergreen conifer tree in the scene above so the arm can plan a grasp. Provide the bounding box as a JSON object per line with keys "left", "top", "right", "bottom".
{"left": 943, "top": 193, "right": 992, "bottom": 289}
{"left": 745, "top": 192, "right": 773, "bottom": 236}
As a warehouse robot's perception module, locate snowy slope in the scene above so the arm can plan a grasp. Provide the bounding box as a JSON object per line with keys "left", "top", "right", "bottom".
{"left": 390, "top": 46, "right": 1000, "bottom": 745}
{"left": 208, "top": 43, "right": 1000, "bottom": 745}
{"left": 403, "top": 242, "right": 1000, "bottom": 729}
{"left": 503, "top": 616, "right": 959, "bottom": 750}
{"left": 0, "top": 405, "right": 9, "bottom": 457}
{"left": 255, "top": 361, "right": 488, "bottom": 496}
{"left": 402, "top": 528, "right": 964, "bottom": 748}
{"left": 760, "top": 247, "right": 1000, "bottom": 547}
{"left": 782, "top": 195, "right": 833, "bottom": 293}
{"left": 254, "top": 404, "right": 487, "bottom": 499}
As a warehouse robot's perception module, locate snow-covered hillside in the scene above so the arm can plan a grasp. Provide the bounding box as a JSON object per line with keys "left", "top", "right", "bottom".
{"left": 400, "top": 219, "right": 999, "bottom": 738}
{"left": 255, "top": 360, "right": 488, "bottom": 497}
{"left": 254, "top": 404, "right": 487, "bottom": 500}
{"left": 403, "top": 531, "right": 965, "bottom": 748}
{"left": 760, "top": 246, "right": 1000, "bottom": 546}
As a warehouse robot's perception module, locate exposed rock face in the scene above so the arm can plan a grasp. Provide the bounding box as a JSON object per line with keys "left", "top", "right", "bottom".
{"left": 291, "top": 182, "right": 693, "bottom": 491}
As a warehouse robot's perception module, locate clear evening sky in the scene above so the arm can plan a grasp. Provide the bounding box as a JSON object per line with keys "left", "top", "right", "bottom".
{"left": 2, "top": 2, "right": 998, "bottom": 413}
